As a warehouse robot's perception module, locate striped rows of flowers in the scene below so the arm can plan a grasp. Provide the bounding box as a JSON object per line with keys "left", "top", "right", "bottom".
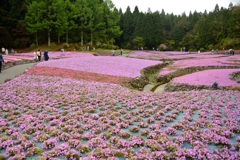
{"left": 0, "top": 74, "right": 240, "bottom": 159}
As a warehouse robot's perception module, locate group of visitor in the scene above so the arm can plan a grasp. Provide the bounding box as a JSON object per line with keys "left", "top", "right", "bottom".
{"left": 224, "top": 49, "right": 235, "bottom": 55}
{"left": 229, "top": 49, "right": 235, "bottom": 55}
{"left": 112, "top": 48, "right": 123, "bottom": 56}
{"left": 33, "top": 49, "right": 49, "bottom": 62}
{"left": 1, "top": 47, "right": 15, "bottom": 55}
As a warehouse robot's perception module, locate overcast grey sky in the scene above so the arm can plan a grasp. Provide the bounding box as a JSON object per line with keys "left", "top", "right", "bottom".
{"left": 111, "top": 0, "right": 239, "bottom": 15}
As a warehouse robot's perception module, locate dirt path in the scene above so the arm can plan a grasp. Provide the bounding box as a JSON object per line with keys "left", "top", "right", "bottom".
{"left": 143, "top": 83, "right": 169, "bottom": 93}
{"left": 143, "top": 84, "right": 155, "bottom": 92}
{"left": 0, "top": 63, "right": 36, "bottom": 84}
{"left": 154, "top": 83, "right": 168, "bottom": 93}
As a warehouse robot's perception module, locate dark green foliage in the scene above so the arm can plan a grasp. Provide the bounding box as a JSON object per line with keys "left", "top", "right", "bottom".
{"left": 0, "top": 1, "right": 239, "bottom": 50}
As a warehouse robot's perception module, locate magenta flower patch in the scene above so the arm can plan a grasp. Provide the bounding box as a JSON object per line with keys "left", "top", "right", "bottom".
{"left": 172, "top": 69, "right": 240, "bottom": 87}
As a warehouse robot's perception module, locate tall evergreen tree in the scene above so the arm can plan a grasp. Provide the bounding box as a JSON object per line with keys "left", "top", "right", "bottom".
{"left": 75, "top": 0, "right": 92, "bottom": 46}
{"left": 122, "top": 6, "right": 133, "bottom": 46}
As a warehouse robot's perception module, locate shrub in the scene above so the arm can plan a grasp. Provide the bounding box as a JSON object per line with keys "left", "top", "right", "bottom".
{"left": 200, "top": 48, "right": 205, "bottom": 52}
{"left": 50, "top": 42, "right": 57, "bottom": 48}
{"left": 63, "top": 43, "right": 70, "bottom": 49}
{"left": 73, "top": 43, "right": 80, "bottom": 50}
{"left": 30, "top": 43, "right": 36, "bottom": 49}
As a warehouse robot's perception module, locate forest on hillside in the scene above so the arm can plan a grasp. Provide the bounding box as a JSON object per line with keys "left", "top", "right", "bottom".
{"left": 0, "top": 0, "right": 239, "bottom": 51}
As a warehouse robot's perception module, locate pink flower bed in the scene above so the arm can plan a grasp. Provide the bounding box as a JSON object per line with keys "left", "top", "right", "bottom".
{"left": 159, "top": 55, "right": 240, "bottom": 76}
{"left": 3, "top": 55, "right": 33, "bottom": 62}
{"left": 37, "top": 56, "right": 161, "bottom": 78}
{"left": 15, "top": 52, "right": 93, "bottom": 59}
{"left": 26, "top": 66, "right": 132, "bottom": 85}
{"left": 172, "top": 69, "right": 240, "bottom": 87}
{"left": 129, "top": 51, "right": 224, "bottom": 61}
{"left": 153, "top": 51, "right": 201, "bottom": 55}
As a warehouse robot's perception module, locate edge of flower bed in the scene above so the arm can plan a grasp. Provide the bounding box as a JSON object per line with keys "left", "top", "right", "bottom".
{"left": 165, "top": 82, "right": 240, "bottom": 91}
{"left": 230, "top": 71, "right": 240, "bottom": 83}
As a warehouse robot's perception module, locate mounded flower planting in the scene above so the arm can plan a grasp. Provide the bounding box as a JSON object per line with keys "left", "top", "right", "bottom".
{"left": 0, "top": 74, "right": 240, "bottom": 159}
{"left": 37, "top": 56, "right": 161, "bottom": 78}
{"left": 173, "top": 69, "right": 240, "bottom": 87}
{"left": 159, "top": 56, "right": 240, "bottom": 76}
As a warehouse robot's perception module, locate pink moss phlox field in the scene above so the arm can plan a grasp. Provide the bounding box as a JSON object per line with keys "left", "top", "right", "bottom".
{"left": 0, "top": 74, "right": 240, "bottom": 159}
{"left": 37, "top": 56, "right": 161, "bottom": 78}
{"left": 14, "top": 52, "right": 93, "bottom": 59}
{"left": 26, "top": 66, "right": 132, "bottom": 84}
{"left": 2, "top": 55, "right": 33, "bottom": 62}
{"left": 128, "top": 51, "right": 224, "bottom": 61}
{"left": 159, "top": 55, "right": 240, "bottom": 76}
{"left": 172, "top": 69, "right": 240, "bottom": 87}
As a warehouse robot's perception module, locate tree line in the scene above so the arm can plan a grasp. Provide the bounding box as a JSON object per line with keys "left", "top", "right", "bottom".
{"left": 0, "top": 0, "right": 239, "bottom": 51}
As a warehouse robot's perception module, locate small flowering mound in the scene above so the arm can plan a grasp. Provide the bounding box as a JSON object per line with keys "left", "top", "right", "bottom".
{"left": 0, "top": 74, "right": 240, "bottom": 159}
{"left": 172, "top": 69, "right": 240, "bottom": 87}
{"left": 26, "top": 66, "right": 132, "bottom": 84}
{"left": 37, "top": 56, "right": 161, "bottom": 78}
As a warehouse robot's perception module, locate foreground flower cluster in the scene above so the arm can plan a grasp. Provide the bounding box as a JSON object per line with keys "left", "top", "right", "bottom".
{"left": 0, "top": 74, "right": 240, "bottom": 159}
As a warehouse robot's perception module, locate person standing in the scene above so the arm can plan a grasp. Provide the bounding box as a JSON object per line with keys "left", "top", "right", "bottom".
{"left": 33, "top": 50, "right": 38, "bottom": 61}
{"left": 0, "top": 53, "right": 4, "bottom": 73}
{"left": 120, "top": 48, "right": 123, "bottom": 56}
{"left": 44, "top": 50, "right": 49, "bottom": 61}
{"left": 211, "top": 49, "right": 214, "bottom": 54}
{"left": 11, "top": 48, "right": 14, "bottom": 55}
{"left": 5, "top": 49, "right": 8, "bottom": 55}
{"left": 112, "top": 49, "right": 115, "bottom": 56}
{"left": 37, "top": 49, "right": 41, "bottom": 61}
{"left": 2, "top": 47, "right": 5, "bottom": 54}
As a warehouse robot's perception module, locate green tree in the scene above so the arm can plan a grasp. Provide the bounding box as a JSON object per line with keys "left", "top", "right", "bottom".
{"left": 86, "top": 0, "right": 103, "bottom": 45}
{"left": 100, "top": 0, "right": 122, "bottom": 45}
{"left": 75, "top": 0, "right": 92, "bottom": 46}
{"left": 62, "top": 0, "right": 76, "bottom": 44}
{"left": 132, "top": 36, "right": 144, "bottom": 49}
{"left": 25, "top": 0, "right": 45, "bottom": 46}
{"left": 228, "top": 5, "right": 240, "bottom": 38}
{"left": 122, "top": 6, "right": 134, "bottom": 46}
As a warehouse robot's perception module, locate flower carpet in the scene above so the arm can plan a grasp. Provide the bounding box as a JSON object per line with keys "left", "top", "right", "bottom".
{"left": 25, "top": 66, "right": 132, "bottom": 85}
{"left": 0, "top": 74, "right": 240, "bottom": 159}
{"left": 159, "top": 56, "right": 240, "bottom": 76}
{"left": 172, "top": 69, "right": 240, "bottom": 87}
{"left": 0, "top": 51, "right": 240, "bottom": 159}
{"left": 14, "top": 52, "right": 93, "bottom": 59}
{"left": 36, "top": 56, "right": 161, "bottom": 78}
{"left": 128, "top": 51, "right": 224, "bottom": 61}
{"left": 2, "top": 55, "right": 34, "bottom": 63}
